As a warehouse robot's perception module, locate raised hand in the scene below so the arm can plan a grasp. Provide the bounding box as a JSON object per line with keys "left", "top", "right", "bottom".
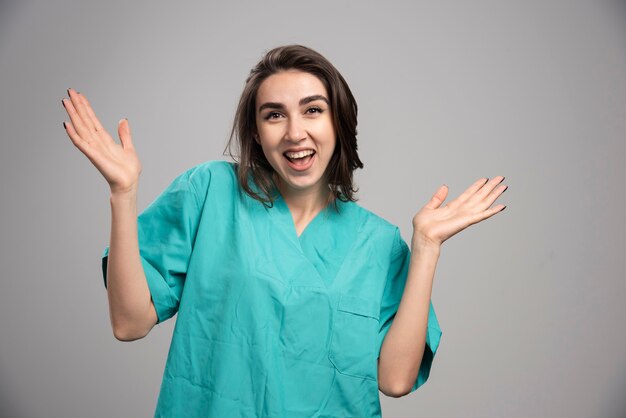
{"left": 411, "top": 176, "right": 507, "bottom": 250}
{"left": 61, "top": 88, "right": 142, "bottom": 195}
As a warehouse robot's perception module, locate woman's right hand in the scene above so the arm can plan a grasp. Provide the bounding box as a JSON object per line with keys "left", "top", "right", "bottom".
{"left": 62, "top": 88, "right": 142, "bottom": 195}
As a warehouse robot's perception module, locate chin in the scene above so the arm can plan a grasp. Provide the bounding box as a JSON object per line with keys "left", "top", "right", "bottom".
{"left": 280, "top": 173, "right": 326, "bottom": 193}
{"left": 285, "top": 179, "right": 321, "bottom": 191}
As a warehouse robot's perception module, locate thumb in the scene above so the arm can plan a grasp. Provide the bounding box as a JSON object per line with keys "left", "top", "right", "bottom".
{"left": 117, "top": 118, "right": 134, "bottom": 149}
{"left": 424, "top": 184, "right": 448, "bottom": 210}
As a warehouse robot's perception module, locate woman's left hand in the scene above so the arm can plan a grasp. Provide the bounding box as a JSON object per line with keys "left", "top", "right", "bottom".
{"left": 411, "top": 176, "right": 507, "bottom": 251}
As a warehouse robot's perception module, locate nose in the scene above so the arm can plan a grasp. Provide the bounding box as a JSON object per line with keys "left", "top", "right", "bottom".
{"left": 285, "top": 116, "right": 306, "bottom": 142}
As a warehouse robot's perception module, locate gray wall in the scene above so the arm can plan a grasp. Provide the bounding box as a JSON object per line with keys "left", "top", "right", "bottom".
{"left": 1, "top": 0, "right": 625, "bottom": 417}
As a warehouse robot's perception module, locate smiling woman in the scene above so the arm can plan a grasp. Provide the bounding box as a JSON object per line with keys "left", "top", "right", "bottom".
{"left": 254, "top": 70, "right": 336, "bottom": 210}
{"left": 62, "top": 44, "right": 507, "bottom": 418}
{"left": 225, "top": 45, "right": 363, "bottom": 212}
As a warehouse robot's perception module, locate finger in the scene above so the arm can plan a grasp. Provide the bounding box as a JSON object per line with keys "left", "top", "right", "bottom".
{"left": 78, "top": 93, "right": 105, "bottom": 132}
{"left": 62, "top": 97, "right": 91, "bottom": 139}
{"left": 67, "top": 88, "right": 96, "bottom": 133}
{"left": 467, "top": 204, "right": 507, "bottom": 226}
{"left": 424, "top": 185, "right": 448, "bottom": 210}
{"left": 117, "top": 118, "right": 134, "bottom": 149}
{"left": 478, "top": 183, "right": 508, "bottom": 211}
{"left": 63, "top": 119, "right": 91, "bottom": 153}
{"left": 472, "top": 176, "right": 506, "bottom": 203}
{"left": 450, "top": 177, "right": 489, "bottom": 207}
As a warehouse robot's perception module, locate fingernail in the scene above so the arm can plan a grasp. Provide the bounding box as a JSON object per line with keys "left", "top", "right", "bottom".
{"left": 61, "top": 98, "right": 66, "bottom": 106}
{"left": 62, "top": 121, "right": 66, "bottom": 129}
{"left": 503, "top": 186, "right": 508, "bottom": 193}
{"left": 501, "top": 205, "right": 507, "bottom": 211}
{"left": 67, "top": 88, "right": 71, "bottom": 96}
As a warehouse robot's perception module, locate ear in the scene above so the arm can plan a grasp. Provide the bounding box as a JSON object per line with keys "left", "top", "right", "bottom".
{"left": 253, "top": 133, "right": 260, "bottom": 144}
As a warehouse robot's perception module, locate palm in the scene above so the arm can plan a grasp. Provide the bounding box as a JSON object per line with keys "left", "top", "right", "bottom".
{"left": 412, "top": 176, "right": 507, "bottom": 248}
{"left": 61, "top": 89, "right": 142, "bottom": 194}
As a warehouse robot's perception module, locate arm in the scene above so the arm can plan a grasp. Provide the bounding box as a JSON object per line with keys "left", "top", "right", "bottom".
{"left": 61, "top": 88, "right": 156, "bottom": 341}
{"left": 377, "top": 244, "right": 439, "bottom": 397}
{"left": 106, "top": 190, "right": 158, "bottom": 341}
{"left": 378, "top": 176, "right": 507, "bottom": 396}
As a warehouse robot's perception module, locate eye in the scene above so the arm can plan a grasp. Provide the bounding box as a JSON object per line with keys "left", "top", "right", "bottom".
{"left": 306, "top": 106, "right": 324, "bottom": 115}
{"left": 264, "top": 111, "right": 283, "bottom": 120}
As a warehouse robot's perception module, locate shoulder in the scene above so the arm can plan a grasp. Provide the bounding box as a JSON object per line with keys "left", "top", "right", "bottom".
{"left": 181, "top": 159, "right": 238, "bottom": 194}
{"left": 348, "top": 201, "right": 400, "bottom": 234}
{"left": 163, "top": 160, "right": 238, "bottom": 210}
{"left": 184, "top": 159, "right": 236, "bottom": 183}
{"left": 345, "top": 201, "right": 407, "bottom": 257}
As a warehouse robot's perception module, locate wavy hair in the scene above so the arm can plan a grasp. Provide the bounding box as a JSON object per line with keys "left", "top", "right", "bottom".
{"left": 224, "top": 44, "right": 363, "bottom": 211}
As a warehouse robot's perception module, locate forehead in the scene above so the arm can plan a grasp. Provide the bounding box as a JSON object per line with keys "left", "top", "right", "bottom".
{"left": 256, "top": 70, "right": 328, "bottom": 106}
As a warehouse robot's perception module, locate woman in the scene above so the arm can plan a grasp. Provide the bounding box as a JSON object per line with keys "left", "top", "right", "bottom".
{"left": 61, "top": 45, "right": 507, "bottom": 417}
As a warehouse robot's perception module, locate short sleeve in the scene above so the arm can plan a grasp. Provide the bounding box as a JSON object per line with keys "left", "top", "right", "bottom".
{"left": 377, "top": 227, "right": 442, "bottom": 392}
{"left": 101, "top": 166, "right": 209, "bottom": 324}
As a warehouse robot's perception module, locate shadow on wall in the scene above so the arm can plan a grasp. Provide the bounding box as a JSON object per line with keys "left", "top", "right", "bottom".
{"left": 607, "top": 370, "right": 626, "bottom": 418}
{"left": 0, "top": 378, "right": 28, "bottom": 418}
{"left": 0, "top": 0, "right": 18, "bottom": 27}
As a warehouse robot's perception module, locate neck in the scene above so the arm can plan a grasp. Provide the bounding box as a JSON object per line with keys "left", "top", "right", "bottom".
{"left": 275, "top": 177, "right": 331, "bottom": 221}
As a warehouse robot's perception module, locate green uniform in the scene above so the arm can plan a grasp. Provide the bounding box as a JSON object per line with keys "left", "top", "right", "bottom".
{"left": 101, "top": 160, "right": 441, "bottom": 417}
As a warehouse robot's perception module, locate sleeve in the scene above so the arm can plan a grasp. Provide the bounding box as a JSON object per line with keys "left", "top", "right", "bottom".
{"left": 100, "top": 166, "right": 209, "bottom": 324}
{"left": 377, "top": 227, "right": 442, "bottom": 392}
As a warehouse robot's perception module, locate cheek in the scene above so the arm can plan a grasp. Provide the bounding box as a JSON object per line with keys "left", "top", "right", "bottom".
{"left": 257, "top": 124, "right": 282, "bottom": 145}
{"left": 308, "top": 118, "right": 333, "bottom": 136}
{"left": 320, "top": 119, "right": 336, "bottom": 144}
{"left": 256, "top": 135, "right": 282, "bottom": 165}
{"left": 317, "top": 126, "right": 337, "bottom": 151}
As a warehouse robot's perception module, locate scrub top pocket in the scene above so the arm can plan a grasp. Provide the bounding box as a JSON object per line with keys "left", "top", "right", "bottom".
{"left": 328, "top": 293, "right": 380, "bottom": 381}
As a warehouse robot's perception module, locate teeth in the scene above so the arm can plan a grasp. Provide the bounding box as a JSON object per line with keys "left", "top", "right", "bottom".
{"left": 285, "top": 149, "right": 315, "bottom": 159}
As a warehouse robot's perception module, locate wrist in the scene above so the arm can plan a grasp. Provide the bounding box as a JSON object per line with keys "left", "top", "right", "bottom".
{"left": 410, "top": 237, "right": 441, "bottom": 256}
{"left": 110, "top": 189, "right": 138, "bottom": 204}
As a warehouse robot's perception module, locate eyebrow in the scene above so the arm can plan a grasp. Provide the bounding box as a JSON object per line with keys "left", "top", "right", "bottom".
{"left": 258, "top": 95, "right": 330, "bottom": 112}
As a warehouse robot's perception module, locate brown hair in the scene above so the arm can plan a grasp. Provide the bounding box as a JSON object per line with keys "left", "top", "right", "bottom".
{"left": 224, "top": 44, "right": 363, "bottom": 211}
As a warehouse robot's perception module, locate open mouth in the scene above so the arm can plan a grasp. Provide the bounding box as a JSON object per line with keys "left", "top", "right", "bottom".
{"left": 283, "top": 149, "right": 316, "bottom": 166}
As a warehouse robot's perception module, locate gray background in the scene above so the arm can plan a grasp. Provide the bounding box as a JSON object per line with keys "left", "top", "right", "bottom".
{"left": 1, "top": 0, "right": 625, "bottom": 417}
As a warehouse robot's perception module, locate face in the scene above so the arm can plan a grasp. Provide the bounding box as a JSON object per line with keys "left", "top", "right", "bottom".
{"left": 255, "top": 69, "right": 336, "bottom": 199}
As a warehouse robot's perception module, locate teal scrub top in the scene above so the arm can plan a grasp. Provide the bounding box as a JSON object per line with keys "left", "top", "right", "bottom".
{"left": 101, "top": 160, "right": 442, "bottom": 418}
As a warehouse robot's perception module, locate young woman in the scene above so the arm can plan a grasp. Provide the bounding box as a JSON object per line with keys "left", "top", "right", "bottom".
{"left": 61, "top": 45, "right": 507, "bottom": 417}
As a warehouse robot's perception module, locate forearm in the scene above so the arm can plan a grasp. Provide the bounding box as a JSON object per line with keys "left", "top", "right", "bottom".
{"left": 378, "top": 244, "right": 440, "bottom": 397}
{"left": 106, "top": 191, "right": 156, "bottom": 340}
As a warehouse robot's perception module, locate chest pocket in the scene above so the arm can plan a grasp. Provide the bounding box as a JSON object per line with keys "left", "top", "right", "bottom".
{"left": 328, "top": 294, "right": 380, "bottom": 381}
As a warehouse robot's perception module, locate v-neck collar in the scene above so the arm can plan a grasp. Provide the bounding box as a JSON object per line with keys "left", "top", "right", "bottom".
{"left": 265, "top": 193, "right": 361, "bottom": 288}
{"left": 274, "top": 193, "right": 331, "bottom": 242}
{"left": 244, "top": 168, "right": 363, "bottom": 289}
